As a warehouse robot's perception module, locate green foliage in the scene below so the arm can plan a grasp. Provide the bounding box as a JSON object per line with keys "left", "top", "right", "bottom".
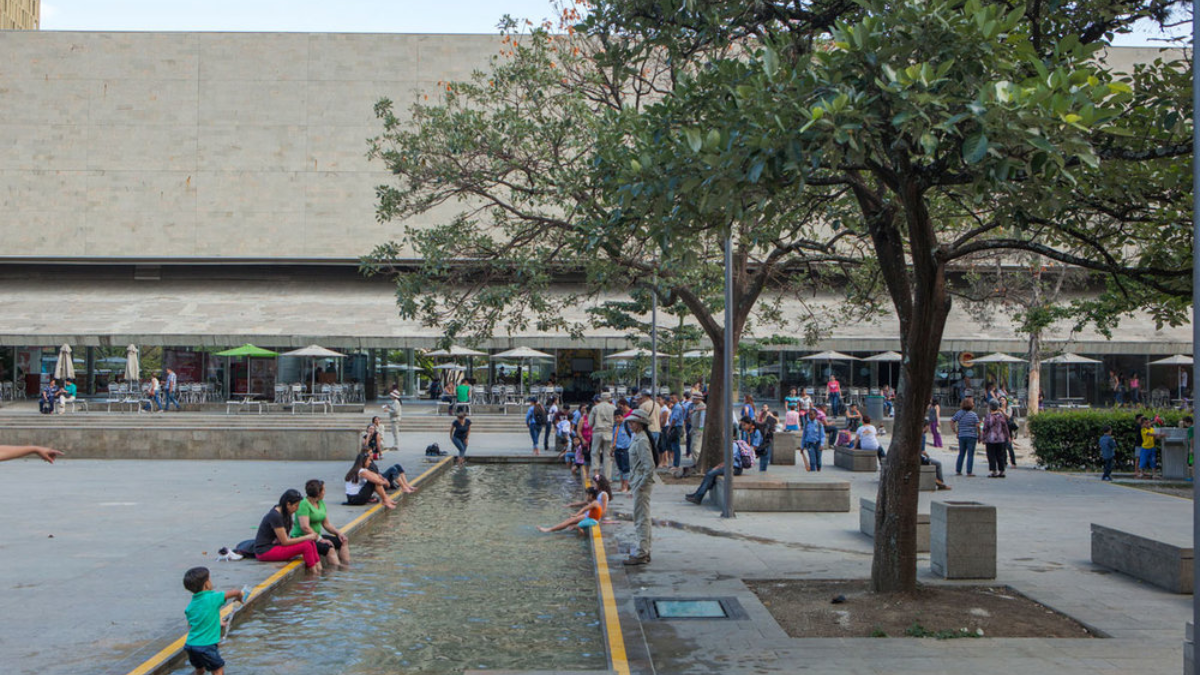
{"left": 1028, "top": 408, "right": 1189, "bottom": 469}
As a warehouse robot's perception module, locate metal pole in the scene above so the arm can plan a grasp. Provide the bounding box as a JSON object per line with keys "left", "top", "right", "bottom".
{"left": 1191, "top": 0, "right": 1199, "bottom": 665}
{"left": 722, "top": 232, "right": 735, "bottom": 518}
{"left": 651, "top": 272, "right": 658, "bottom": 397}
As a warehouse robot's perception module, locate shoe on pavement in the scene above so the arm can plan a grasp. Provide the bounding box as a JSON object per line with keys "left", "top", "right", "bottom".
{"left": 685, "top": 494, "right": 701, "bottom": 505}
{"left": 623, "top": 554, "right": 651, "bottom": 566}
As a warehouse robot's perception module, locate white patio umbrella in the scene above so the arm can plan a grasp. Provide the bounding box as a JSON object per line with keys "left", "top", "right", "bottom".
{"left": 1149, "top": 355, "right": 1193, "bottom": 400}
{"left": 279, "top": 345, "right": 346, "bottom": 396}
{"left": 1042, "top": 353, "right": 1101, "bottom": 400}
{"left": 124, "top": 345, "right": 140, "bottom": 382}
{"left": 53, "top": 344, "right": 75, "bottom": 380}
{"left": 970, "top": 353, "right": 1027, "bottom": 395}
{"left": 862, "top": 351, "right": 903, "bottom": 386}
{"left": 433, "top": 363, "right": 466, "bottom": 370}
{"left": 491, "top": 347, "right": 554, "bottom": 396}
{"left": 604, "top": 348, "right": 664, "bottom": 360}
{"left": 802, "top": 350, "right": 859, "bottom": 385}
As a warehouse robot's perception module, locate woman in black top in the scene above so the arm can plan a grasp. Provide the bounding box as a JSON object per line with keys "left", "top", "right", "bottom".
{"left": 451, "top": 410, "right": 472, "bottom": 467}
{"left": 253, "top": 489, "right": 322, "bottom": 572}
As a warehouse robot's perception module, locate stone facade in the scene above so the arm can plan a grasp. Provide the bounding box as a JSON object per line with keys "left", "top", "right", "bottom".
{"left": 0, "top": 0, "right": 37, "bottom": 30}
{"left": 0, "top": 31, "right": 499, "bottom": 259}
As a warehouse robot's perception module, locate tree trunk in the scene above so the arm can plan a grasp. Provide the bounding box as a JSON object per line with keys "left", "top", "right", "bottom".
{"left": 1027, "top": 330, "right": 1042, "bottom": 416}
{"left": 870, "top": 291, "right": 950, "bottom": 593}
{"left": 699, "top": 338, "right": 730, "bottom": 472}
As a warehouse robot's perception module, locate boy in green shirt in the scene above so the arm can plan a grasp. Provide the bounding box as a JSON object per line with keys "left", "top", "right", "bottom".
{"left": 183, "top": 567, "right": 247, "bottom": 675}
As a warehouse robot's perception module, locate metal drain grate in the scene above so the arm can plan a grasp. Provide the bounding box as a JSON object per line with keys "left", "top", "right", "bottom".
{"left": 635, "top": 597, "right": 748, "bottom": 621}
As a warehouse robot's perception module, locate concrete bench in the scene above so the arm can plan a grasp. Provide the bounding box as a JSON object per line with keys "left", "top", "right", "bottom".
{"left": 1091, "top": 523, "right": 1193, "bottom": 594}
{"left": 713, "top": 474, "right": 850, "bottom": 512}
{"left": 834, "top": 446, "right": 878, "bottom": 471}
{"left": 860, "top": 498, "right": 929, "bottom": 552}
{"left": 931, "top": 501, "right": 996, "bottom": 579}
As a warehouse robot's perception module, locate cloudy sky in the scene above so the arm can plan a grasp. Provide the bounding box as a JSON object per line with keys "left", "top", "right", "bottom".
{"left": 40, "top": 0, "right": 1183, "bottom": 45}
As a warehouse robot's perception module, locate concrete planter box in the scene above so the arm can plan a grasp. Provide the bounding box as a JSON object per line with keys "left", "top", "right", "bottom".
{"left": 1091, "top": 523, "right": 1193, "bottom": 594}
{"left": 714, "top": 474, "right": 850, "bottom": 512}
{"left": 772, "top": 432, "right": 798, "bottom": 466}
{"left": 919, "top": 464, "right": 937, "bottom": 492}
{"left": 860, "top": 498, "right": 929, "bottom": 552}
{"left": 930, "top": 500, "right": 996, "bottom": 579}
{"left": 834, "top": 446, "right": 878, "bottom": 472}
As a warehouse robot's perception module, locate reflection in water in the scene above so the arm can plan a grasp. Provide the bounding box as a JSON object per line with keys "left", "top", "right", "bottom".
{"left": 179, "top": 464, "right": 604, "bottom": 674}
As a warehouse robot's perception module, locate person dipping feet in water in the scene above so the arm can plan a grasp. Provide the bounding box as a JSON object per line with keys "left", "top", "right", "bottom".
{"left": 253, "top": 489, "right": 323, "bottom": 573}
{"left": 344, "top": 453, "right": 398, "bottom": 509}
{"left": 293, "top": 479, "right": 351, "bottom": 567}
{"left": 537, "top": 486, "right": 605, "bottom": 533}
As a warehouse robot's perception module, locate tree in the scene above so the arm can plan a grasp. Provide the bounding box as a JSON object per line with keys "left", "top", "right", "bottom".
{"left": 586, "top": 0, "right": 1191, "bottom": 593}
{"left": 364, "top": 10, "right": 865, "bottom": 471}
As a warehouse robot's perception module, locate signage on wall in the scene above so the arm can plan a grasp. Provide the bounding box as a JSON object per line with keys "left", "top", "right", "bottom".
{"left": 958, "top": 352, "right": 975, "bottom": 368}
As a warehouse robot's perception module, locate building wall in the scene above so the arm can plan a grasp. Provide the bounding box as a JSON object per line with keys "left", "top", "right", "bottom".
{"left": 0, "top": 31, "right": 498, "bottom": 260}
{"left": 0, "top": 0, "right": 38, "bottom": 30}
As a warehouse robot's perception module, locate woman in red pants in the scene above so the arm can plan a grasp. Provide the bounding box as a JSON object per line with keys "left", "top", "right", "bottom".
{"left": 253, "top": 489, "right": 322, "bottom": 573}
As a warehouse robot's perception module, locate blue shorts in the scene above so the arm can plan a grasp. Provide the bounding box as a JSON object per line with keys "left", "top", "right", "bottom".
{"left": 184, "top": 643, "right": 225, "bottom": 672}
{"left": 1139, "top": 447, "right": 1157, "bottom": 470}
{"left": 578, "top": 517, "right": 599, "bottom": 529}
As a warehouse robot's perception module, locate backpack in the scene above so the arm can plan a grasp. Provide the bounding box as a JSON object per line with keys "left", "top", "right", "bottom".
{"left": 425, "top": 443, "right": 444, "bottom": 457}
{"left": 534, "top": 405, "right": 547, "bottom": 425}
{"left": 233, "top": 539, "right": 257, "bottom": 559}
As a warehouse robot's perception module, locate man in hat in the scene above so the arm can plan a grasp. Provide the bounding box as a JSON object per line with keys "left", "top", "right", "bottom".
{"left": 637, "top": 389, "right": 662, "bottom": 463}
{"left": 688, "top": 392, "right": 706, "bottom": 460}
{"left": 623, "top": 407, "right": 655, "bottom": 566}
{"left": 588, "top": 391, "right": 617, "bottom": 481}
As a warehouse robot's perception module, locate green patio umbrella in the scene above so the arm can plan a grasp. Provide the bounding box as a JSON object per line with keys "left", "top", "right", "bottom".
{"left": 214, "top": 344, "right": 278, "bottom": 397}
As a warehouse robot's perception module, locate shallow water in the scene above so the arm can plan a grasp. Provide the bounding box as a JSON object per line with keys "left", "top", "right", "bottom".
{"left": 180, "top": 464, "right": 605, "bottom": 674}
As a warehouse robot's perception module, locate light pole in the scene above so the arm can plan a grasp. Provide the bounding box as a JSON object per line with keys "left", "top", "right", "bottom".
{"left": 651, "top": 269, "right": 658, "bottom": 398}
{"left": 722, "top": 231, "right": 735, "bottom": 518}
{"left": 1191, "top": 0, "right": 1199, "bottom": 666}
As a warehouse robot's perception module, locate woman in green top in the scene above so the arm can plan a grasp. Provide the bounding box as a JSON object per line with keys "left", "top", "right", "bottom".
{"left": 293, "top": 479, "right": 350, "bottom": 566}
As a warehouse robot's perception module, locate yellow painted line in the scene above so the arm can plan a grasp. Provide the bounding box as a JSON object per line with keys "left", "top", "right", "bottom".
{"left": 124, "top": 456, "right": 451, "bottom": 675}
{"left": 585, "top": 476, "right": 630, "bottom": 675}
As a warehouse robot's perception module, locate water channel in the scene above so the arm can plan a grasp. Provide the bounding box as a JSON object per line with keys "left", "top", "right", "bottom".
{"left": 176, "top": 464, "right": 606, "bottom": 674}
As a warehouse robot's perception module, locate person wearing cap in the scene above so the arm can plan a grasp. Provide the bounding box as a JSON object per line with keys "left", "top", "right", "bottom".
{"left": 637, "top": 390, "right": 662, "bottom": 463}
{"left": 589, "top": 391, "right": 617, "bottom": 481}
{"left": 623, "top": 407, "right": 655, "bottom": 566}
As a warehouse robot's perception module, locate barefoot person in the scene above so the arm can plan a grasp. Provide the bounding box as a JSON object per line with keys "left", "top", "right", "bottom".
{"left": 0, "top": 445, "right": 63, "bottom": 463}
{"left": 344, "top": 453, "right": 398, "bottom": 509}
{"left": 293, "top": 479, "right": 351, "bottom": 567}
{"left": 537, "top": 486, "right": 606, "bottom": 533}
{"left": 253, "top": 489, "right": 323, "bottom": 573}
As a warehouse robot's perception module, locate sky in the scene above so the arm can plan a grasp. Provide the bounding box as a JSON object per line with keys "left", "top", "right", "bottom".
{"left": 39, "top": 0, "right": 1185, "bottom": 45}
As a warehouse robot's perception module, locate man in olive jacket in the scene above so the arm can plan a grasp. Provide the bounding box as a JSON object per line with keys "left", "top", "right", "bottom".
{"left": 623, "top": 408, "right": 655, "bottom": 566}
{"left": 589, "top": 391, "right": 617, "bottom": 480}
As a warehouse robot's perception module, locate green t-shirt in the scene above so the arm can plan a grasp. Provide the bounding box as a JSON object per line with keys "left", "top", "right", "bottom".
{"left": 185, "top": 589, "right": 226, "bottom": 647}
{"left": 456, "top": 383, "right": 470, "bottom": 403}
{"left": 64, "top": 383, "right": 77, "bottom": 397}
{"left": 290, "top": 498, "right": 327, "bottom": 538}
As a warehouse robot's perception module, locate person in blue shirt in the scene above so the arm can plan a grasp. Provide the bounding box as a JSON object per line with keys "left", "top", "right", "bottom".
{"left": 612, "top": 398, "right": 634, "bottom": 493}
{"left": 802, "top": 408, "right": 826, "bottom": 471}
{"left": 1099, "top": 424, "right": 1116, "bottom": 481}
{"left": 667, "top": 393, "right": 687, "bottom": 468}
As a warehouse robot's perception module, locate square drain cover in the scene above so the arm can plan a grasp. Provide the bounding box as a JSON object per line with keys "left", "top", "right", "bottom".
{"left": 635, "top": 597, "right": 748, "bottom": 621}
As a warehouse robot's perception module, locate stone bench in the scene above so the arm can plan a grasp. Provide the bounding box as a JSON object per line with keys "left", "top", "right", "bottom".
{"left": 834, "top": 446, "right": 878, "bottom": 471}
{"left": 931, "top": 501, "right": 996, "bottom": 579}
{"left": 713, "top": 474, "right": 850, "bottom": 512}
{"left": 859, "top": 498, "right": 929, "bottom": 552}
{"left": 771, "top": 432, "right": 798, "bottom": 466}
{"left": 1091, "top": 523, "right": 1193, "bottom": 594}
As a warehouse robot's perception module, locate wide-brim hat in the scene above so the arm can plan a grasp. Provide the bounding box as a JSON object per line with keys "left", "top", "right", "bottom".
{"left": 626, "top": 408, "right": 652, "bottom": 426}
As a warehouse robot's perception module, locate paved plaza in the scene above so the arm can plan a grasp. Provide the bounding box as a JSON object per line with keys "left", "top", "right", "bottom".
{"left": 0, "top": 420, "right": 1191, "bottom": 674}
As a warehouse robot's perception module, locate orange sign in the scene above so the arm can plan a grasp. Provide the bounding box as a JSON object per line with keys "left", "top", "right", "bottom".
{"left": 959, "top": 352, "right": 975, "bottom": 368}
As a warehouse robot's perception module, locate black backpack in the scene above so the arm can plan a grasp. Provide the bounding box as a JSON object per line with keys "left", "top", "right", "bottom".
{"left": 425, "top": 443, "right": 444, "bottom": 457}
{"left": 534, "top": 405, "right": 547, "bottom": 425}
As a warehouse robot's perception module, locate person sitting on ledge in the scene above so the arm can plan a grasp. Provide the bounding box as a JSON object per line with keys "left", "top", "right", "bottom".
{"left": 920, "top": 420, "right": 952, "bottom": 490}
{"left": 686, "top": 418, "right": 758, "bottom": 505}
{"left": 538, "top": 485, "right": 606, "bottom": 533}
{"left": 343, "top": 453, "right": 398, "bottom": 509}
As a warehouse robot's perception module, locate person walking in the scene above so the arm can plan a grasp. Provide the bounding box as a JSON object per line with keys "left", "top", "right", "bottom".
{"left": 162, "top": 368, "right": 182, "bottom": 411}
{"left": 951, "top": 397, "right": 980, "bottom": 476}
{"left": 623, "top": 408, "right": 655, "bottom": 566}
{"left": 147, "top": 374, "right": 162, "bottom": 412}
{"left": 981, "top": 399, "right": 1011, "bottom": 478}
{"left": 450, "top": 409, "right": 471, "bottom": 467}
{"left": 1099, "top": 425, "right": 1116, "bottom": 481}
{"left": 827, "top": 375, "right": 842, "bottom": 417}
{"left": 801, "top": 408, "right": 825, "bottom": 471}
{"left": 757, "top": 405, "right": 778, "bottom": 472}
{"left": 386, "top": 384, "right": 402, "bottom": 451}
{"left": 526, "top": 397, "right": 547, "bottom": 455}
{"left": 667, "top": 393, "right": 686, "bottom": 468}
{"left": 588, "top": 392, "right": 616, "bottom": 481}
{"left": 927, "top": 399, "right": 943, "bottom": 448}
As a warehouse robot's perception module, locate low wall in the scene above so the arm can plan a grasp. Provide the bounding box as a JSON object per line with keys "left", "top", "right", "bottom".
{"left": 714, "top": 474, "right": 850, "bottom": 512}
{"left": 1091, "top": 523, "right": 1193, "bottom": 594}
{"left": 0, "top": 425, "right": 361, "bottom": 460}
{"left": 860, "top": 498, "right": 929, "bottom": 552}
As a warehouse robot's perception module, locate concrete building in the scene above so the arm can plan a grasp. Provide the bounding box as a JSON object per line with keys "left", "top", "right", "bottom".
{"left": 0, "top": 31, "right": 1189, "bottom": 405}
{"left": 0, "top": 0, "right": 37, "bottom": 30}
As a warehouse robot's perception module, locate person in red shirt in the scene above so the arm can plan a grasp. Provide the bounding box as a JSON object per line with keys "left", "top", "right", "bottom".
{"left": 827, "top": 375, "right": 842, "bottom": 417}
